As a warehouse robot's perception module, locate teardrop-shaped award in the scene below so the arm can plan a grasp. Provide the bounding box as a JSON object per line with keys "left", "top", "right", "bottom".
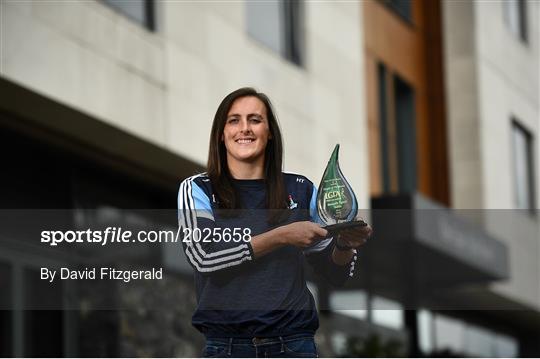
{"left": 317, "top": 144, "right": 366, "bottom": 234}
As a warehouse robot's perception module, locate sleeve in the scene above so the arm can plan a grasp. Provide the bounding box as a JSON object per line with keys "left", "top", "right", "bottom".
{"left": 178, "top": 177, "right": 254, "bottom": 275}
{"left": 303, "top": 183, "right": 357, "bottom": 287}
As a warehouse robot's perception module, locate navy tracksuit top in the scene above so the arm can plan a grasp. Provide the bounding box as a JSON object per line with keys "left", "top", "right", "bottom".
{"left": 178, "top": 172, "right": 356, "bottom": 338}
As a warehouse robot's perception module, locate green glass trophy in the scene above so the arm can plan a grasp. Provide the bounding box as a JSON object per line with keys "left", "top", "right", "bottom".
{"left": 317, "top": 144, "right": 367, "bottom": 235}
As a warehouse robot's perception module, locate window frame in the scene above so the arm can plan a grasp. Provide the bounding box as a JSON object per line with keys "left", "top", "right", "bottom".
{"left": 101, "top": 0, "right": 155, "bottom": 32}
{"left": 246, "top": 0, "right": 304, "bottom": 67}
{"left": 511, "top": 119, "right": 536, "bottom": 214}
{"left": 503, "top": 0, "right": 528, "bottom": 44}
{"left": 377, "top": 62, "right": 417, "bottom": 195}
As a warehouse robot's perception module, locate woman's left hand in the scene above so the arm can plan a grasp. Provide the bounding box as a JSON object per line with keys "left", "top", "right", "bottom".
{"left": 336, "top": 217, "right": 373, "bottom": 249}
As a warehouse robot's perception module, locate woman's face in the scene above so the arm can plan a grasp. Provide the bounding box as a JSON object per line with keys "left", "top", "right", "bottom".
{"left": 222, "top": 96, "right": 272, "bottom": 166}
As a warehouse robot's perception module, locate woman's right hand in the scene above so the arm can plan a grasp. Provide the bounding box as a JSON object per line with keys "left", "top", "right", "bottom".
{"left": 278, "top": 221, "right": 328, "bottom": 248}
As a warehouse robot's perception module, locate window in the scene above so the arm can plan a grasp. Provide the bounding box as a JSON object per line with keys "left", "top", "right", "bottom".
{"left": 378, "top": 62, "right": 417, "bottom": 194}
{"left": 246, "top": 0, "right": 304, "bottom": 66}
{"left": 419, "top": 311, "right": 518, "bottom": 357}
{"left": 495, "top": 333, "right": 519, "bottom": 357}
{"left": 394, "top": 74, "right": 417, "bottom": 192}
{"left": 434, "top": 314, "right": 465, "bottom": 355}
{"left": 330, "top": 290, "right": 368, "bottom": 320}
{"left": 378, "top": 64, "right": 391, "bottom": 193}
{"left": 0, "top": 121, "right": 177, "bottom": 356}
{"left": 503, "top": 0, "right": 527, "bottom": 42}
{"left": 102, "top": 0, "right": 155, "bottom": 31}
{"left": 381, "top": 0, "right": 412, "bottom": 23}
{"left": 512, "top": 120, "right": 536, "bottom": 212}
{"left": 464, "top": 324, "right": 496, "bottom": 357}
{"left": 371, "top": 296, "right": 403, "bottom": 330}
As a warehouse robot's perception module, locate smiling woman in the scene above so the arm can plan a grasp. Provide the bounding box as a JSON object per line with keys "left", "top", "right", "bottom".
{"left": 207, "top": 88, "right": 286, "bottom": 215}
{"left": 177, "top": 87, "right": 372, "bottom": 358}
{"left": 223, "top": 96, "right": 272, "bottom": 173}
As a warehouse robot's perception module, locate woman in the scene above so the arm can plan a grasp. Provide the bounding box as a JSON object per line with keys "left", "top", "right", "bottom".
{"left": 178, "top": 88, "right": 371, "bottom": 357}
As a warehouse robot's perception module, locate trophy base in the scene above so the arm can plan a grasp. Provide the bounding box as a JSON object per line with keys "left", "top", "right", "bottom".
{"left": 323, "top": 220, "right": 367, "bottom": 235}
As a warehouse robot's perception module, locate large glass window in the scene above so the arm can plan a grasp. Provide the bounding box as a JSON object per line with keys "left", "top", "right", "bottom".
{"left": 503, "top": 0, "right": 527, "bottom": 43}
{"left": 0, "top": 121, "right": 177, "bottom": 356}
{"left": 512, "top": 120, "right": 536, "bottom": 212}
{"left": 329, "top": 291, "right": 403, "bottom": 329}
{"left": 102, "top": 0, "right": 155, "bottom": 31}
{"left": 495, "top": 333, "right": 519, "bottom": 357}
{"left": 433, "top": 314, "right": 466, "bottom": 355}
{"left": 418, "top": 311, "right": 518, "bottom": 357}
{"left": 246, "top": 0, "right": 304, "bottom": 66}
{"left": 464, "top": 323, "right": 496, "bottom": 357}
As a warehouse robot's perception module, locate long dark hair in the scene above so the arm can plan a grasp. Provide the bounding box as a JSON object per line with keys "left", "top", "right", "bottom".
{"left": 207, "top": 87, "right": 287, "bottom": 218}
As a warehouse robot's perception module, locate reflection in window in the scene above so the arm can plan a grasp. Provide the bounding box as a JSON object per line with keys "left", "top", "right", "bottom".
{"left": 512, "top": 120, "right": 535, "bottom": 212}
{"left": 246, "top": 0, "right": 304, "bottom": 66}
{"left": 503, "top": 0, "right": 527, "bottom": 42}
{"left": 102, "top": 0, "right": 155, "bottom": 31}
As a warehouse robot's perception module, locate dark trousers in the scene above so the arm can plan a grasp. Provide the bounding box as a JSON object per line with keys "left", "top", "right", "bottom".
{"left": 202, "top": 333, "right": 318, "bottom": 358}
